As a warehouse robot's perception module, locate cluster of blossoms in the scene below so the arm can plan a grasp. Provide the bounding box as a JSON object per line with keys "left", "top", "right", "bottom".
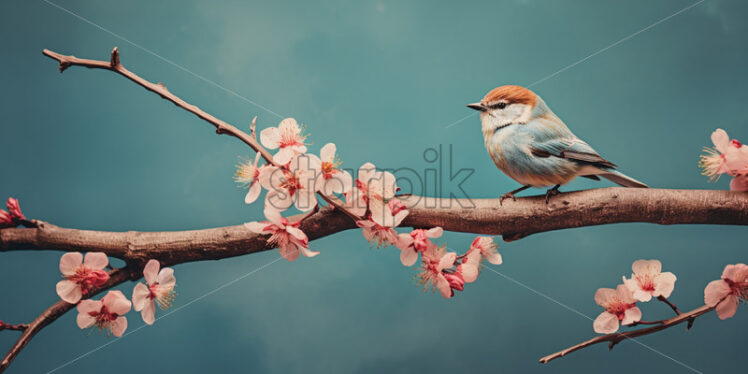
{"left": 592, "top": 260, "right": 748, "bottom": 334}
{"left": 54, "top": 253, "right": 176, "bottom": 337}
{"left": 239, "top": 118, "right": 504, "bottom": 297}
{"left": 700, "top": 129, "right": 748, "bottom": 191}
{"left": 593, "top": 259, "right": 676, "bottom": 334}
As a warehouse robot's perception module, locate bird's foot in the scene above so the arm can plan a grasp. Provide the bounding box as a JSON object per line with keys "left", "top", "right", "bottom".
{"left": 499, "top": 192, "right": 516, "bottom": 205}
{"left": 545, "top": 185, "right": 561, "bottom": 204}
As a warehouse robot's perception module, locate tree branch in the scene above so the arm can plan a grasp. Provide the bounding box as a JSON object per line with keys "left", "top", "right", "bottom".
{"left": 538, "top": 304, "right": 716, "bottom": 364}
{"left": 2, "top": 188, "right": 747, "bottom": 264}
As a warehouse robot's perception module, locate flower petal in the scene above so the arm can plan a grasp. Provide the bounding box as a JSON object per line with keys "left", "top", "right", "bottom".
{"left": 157, "top": 267, "right": 176, "bottom": 289}
{"left": 594, "top": 288, "right": 616, "bottom": 307}
{"left": 103, "top": 290, "right": 132, "bottom": 315}
{"left": 704, "top": 279, "right": 731, "bottom": 306}
{"left": 426, "top": 227, "right": 443, "bottom": 238}
{"left": 621, "top": 306, "right": 642, "bottom": 326}
{"left": 437, "top": 275, "right": 452, "bottom": 299}
{"left": 132, "top": 282, "right": 150, "bottom": 311}
{"left": 143, "top": 259, "right": 160, "bottom": 285}
{"left": 653, "top": 272, "right": 677, "bottom": 298}
{"left": 399, "top": 248, "right": 418, "bottom": 267}
{"left": 711, "top": 129, "right": 730, "bottom": 153}
{"left": 438, "top": 252, "right": 457, "bottom": 271}
{"left": 83, "top": 252, "right": 109, "bottom": 270}
{"left": 286, "top": 226, "right": 308, "bottom": 241}
{"left": 76, "top": 299, "right": 102, "bottom": 315}
{"left": 245, "top": 182, "right": 262, "bottom": 204}
{"left": 260, "top": 127, "right": 280, "bottom": 149}
{"left": 320, "top": 143, "right": 336, "bottom": 162}
{"left": 730, "top": 175, "right": 748, "bottom": 192}
{"left": 631, "top": 259, "right": 661, "bottom": 276}
{"left": 59, "top": 252, "right": 83, "bottom": 276}
{"left": 273, "top": 148, "right": 295, "bottom": 165}
{"left": 593, "top": 311, "right": 619, "bottom": 334}
{"left": 715, "top": 294, "right": 739, "bottom": 320}
{"left": 109, "top": 316, "right": 128, "bottom": 337}
{"left": 279, "top": 244, "right": 300, "bottom": 262}
{"left": 141, "top": 300, "right": 156, "bottom": 325}
{"left": 56, "top": 280, "right": 82, "bottom": 304}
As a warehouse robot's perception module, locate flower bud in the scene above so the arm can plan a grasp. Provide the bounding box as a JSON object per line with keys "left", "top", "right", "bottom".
{"left": 444, "top": 272, "right": 465, "bottom": 292}
{"left": 80, "top": 270, "right": 110, "bottom": 294}
{"left": 6, "top": 197, "right": 24, "bottom": 222}
{"left": 0, "top": 210, "right": 12, "bottom": 227}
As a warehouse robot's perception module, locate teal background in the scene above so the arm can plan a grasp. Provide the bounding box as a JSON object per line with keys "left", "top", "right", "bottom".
{"left": 1, "top": 0, "right": 746, "bottom": 373}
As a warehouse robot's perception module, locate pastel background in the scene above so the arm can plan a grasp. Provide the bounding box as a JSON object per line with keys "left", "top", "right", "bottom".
{"left": 1, "top": 0, "right": 746, "bottom": 373}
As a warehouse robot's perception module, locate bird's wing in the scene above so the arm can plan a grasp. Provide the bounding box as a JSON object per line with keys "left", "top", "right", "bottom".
{"left": 530, "top": 137, "right": 617, "bottom": 169}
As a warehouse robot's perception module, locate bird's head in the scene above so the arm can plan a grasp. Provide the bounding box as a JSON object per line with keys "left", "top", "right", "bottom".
{"left": 467, "top": 85, "right": 538, "bottom": 133}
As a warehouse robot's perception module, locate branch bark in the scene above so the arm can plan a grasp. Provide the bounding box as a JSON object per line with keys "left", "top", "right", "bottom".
{"left": 2, "top": 189, "right": 747, "bottom": 264}
{"left": 538, "top": 304, "right": 716, "bottom": 364}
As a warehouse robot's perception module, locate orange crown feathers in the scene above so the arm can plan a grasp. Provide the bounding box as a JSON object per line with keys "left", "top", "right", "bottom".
{"left": 482, "top": 85, "right": 537, "bottom": 108}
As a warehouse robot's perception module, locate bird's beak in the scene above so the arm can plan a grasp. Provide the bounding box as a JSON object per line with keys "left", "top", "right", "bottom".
{"left": 466, "top": 103, "right": 487, "bottom": 112}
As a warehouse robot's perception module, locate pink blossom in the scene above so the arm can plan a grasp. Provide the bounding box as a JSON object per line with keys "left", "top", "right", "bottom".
{"left": 316, "top": 143, "right": 353, "bottom": 195}
{"left": 396, "top": 227, "right": 443, "bottom": 266}
{"left": 132, "top": 260, "right": 176, "bottom": 325}
{"left": 76, "top": 290, "right": 131, "bottom": 337}
{"left": 260, "top": 118, "right": 308, "bottom": 164}
{"left": 260, "top": 154, "right": 321, "bottom": 212}
{"left": 457, "top": 237, "right": 501, "bottom": 283}
{"left": 235, "top": 152, "right": 265, "bottom": 204}
{"left": 56, "top": 252, "right": 111, "bottom": 304}
{"left": 415, "top": 245, "right": 457, "bottom": 299}
{"left": 700, "top": 129, "right": 748, "bottom": 180}
{"left": 245, "top": 208, "right": 318, "bottom": 261}
{"left": 356, "top": 206, "right": 408, "bottom": 247}
{"left": 593, "top": 285, "right": 642, "bottom": 334}
{"left": 704, "top": 263, "right": 748, "bottom": 320}
{"left": 622, "top": 259, "right": 677, "bottom": 302}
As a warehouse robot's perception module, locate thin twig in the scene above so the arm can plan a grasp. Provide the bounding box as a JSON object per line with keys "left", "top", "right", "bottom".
{"left": 0, "top": 323, "right": 28, "bottom": 332}
{"left": 539, "top": 304, "right": 715, "bottom": 364}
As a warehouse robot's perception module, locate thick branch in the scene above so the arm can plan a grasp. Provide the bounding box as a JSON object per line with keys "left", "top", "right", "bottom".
{"left": 2, "top": 188, "right": 747, "bottom": 264}
{"left": 538, "top": 304, "right": 715, "bottom": 364}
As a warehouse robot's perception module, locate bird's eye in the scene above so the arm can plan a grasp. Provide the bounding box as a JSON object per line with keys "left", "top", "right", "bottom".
{"left": 491, "top": 102, "right": 507, "bottom": 109}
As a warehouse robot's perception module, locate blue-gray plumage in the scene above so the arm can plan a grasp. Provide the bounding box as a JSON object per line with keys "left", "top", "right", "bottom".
{"left": 467, "top": 85, "right": 647, "bottom": 202}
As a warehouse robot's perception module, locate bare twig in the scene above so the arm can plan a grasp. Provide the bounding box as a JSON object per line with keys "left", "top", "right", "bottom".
{"left": 0, "top": 323, "right": 28, "bottom": 332}
{"left": 538, "top": 304, "right": 715, "bottom": 364}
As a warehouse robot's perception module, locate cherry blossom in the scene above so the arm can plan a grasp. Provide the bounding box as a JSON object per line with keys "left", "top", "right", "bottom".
{"left": 260, "top": 154, "right": 321, "bottom": 212}
{"left": 622, "top": 259, "right": 677, "bottom": 302}
{"left": 396, "top": 227, "right": 443, "bottom": 266}
{"left": 260, "top": 118, "right": 308, "bottom": 164}
{"left": 356, "top": 205, "right": 408, "bottom": 248}
{"left": 316, "top": 143, "right": 353, "bottom": 195}
{"left": 415, "top": 245, "right": 457, "bottom": 299}
{"left": 76, "top": 290, "right": 131, "bottom": 337}
{"left": 245, "top": 208, "right": 318, "bottom": 261}
{"left": 593, "top": 284, "right": 642, "bottom": 334}
{"left": 704, "top": 263, "right": 748, "bottom": 320}
{"left": 132, "top": 259, "right": 176, "bottom": 325}
{"left": 56, "top": 252, "right": 111, "bottom": 304}
{"left": 235, "top": 152, "right": 265, "bottom": 204}
{"left": 700, "top": 129, "right": 748, "bottom": 180}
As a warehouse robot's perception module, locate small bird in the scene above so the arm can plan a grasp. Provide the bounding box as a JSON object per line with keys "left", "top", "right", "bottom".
{"left": 467, "top": 85, "right": 647, "bottom": 203}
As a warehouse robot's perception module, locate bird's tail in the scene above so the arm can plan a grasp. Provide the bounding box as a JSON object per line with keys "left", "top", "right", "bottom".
{"left": 599, "top": 170, "right": 648, "bottom": 188}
